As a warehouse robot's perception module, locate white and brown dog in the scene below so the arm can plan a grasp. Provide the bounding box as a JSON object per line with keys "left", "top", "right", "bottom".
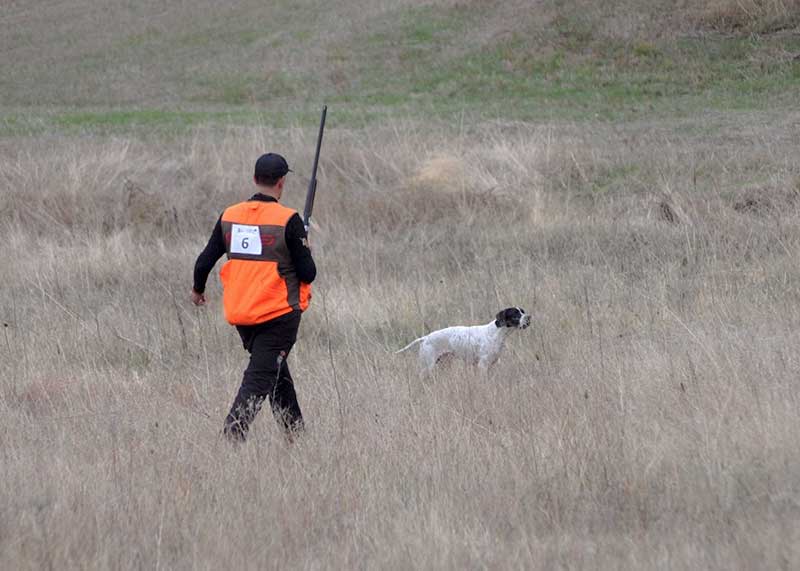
{"left": 395, "top": 307, "right": 531, "bottom": 373}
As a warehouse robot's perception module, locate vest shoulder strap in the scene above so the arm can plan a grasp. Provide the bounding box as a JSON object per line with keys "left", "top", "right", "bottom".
{"left": 222, "top": 200, "right": 296, "bottom": 226}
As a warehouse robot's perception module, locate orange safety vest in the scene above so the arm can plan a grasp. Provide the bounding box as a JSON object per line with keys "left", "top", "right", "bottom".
{"left": 219, "top": 200, "right": 311, "bottom": 326}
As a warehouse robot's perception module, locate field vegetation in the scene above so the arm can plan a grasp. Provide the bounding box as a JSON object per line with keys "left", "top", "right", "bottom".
{"left": 2, "top": 0, "right": 800, "bottom": 568}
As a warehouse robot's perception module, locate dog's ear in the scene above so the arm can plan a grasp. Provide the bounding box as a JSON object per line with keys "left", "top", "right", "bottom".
{"left": 495, "top": 310, "right": 507, "bottom": 327}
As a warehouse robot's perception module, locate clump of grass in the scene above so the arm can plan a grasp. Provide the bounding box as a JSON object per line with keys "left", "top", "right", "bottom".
{"left": 694, "top": 0, "right": 800, "bottom": 32}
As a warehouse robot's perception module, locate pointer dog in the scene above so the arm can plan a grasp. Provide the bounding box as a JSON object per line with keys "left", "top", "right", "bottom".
{"left": 395, "top": 307, "right": 531, "bottom": 373}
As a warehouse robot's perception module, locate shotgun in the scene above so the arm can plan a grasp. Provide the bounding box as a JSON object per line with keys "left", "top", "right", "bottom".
{"left": 303, "top": 105, "right": 327, "bottom": 232}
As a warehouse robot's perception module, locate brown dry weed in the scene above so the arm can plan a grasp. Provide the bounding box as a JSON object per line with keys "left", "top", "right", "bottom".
{"left": 2, "top": 113, "right": 800, "bottom": 568}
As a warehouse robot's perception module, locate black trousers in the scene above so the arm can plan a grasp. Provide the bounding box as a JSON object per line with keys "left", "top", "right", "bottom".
{"left": 223, "top": 310, "right": 304, "bottom": 441}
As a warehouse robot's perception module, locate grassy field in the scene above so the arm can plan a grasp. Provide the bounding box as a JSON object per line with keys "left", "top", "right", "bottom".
{"left": 2, "top": 1, "right": 800, "bottom": 569}
{"left": 3, "top": 0, "right": 800, "bottom": 132}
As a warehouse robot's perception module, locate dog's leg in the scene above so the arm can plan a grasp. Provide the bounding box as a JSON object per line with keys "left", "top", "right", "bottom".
{"left": 477, "top": 354, "right": 497, "bottom": 378}
{"left": 418, "top": 344, "right": 438, "bottom": 376}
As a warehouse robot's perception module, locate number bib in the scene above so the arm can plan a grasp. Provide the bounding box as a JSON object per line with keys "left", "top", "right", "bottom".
{"left": 230, "top": 224, "right": 262, "bottom": 255}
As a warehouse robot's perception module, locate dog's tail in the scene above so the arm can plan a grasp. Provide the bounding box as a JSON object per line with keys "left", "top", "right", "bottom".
{"left": 394, "top": 336, "right": 425, "bottom": 354}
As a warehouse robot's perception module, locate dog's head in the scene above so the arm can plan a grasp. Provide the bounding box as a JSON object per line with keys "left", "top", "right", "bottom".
{"left": 495, "top": 307, "right": 531, "bottom": 330}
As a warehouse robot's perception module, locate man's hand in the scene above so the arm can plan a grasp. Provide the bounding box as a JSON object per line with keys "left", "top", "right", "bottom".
{"left": 191, "top": 289, "right": 207, "bottom": 306}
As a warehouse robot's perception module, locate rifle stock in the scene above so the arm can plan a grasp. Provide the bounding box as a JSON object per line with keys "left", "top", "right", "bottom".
{"left": 303, "top": 105, "right": 327, "bottom": 232}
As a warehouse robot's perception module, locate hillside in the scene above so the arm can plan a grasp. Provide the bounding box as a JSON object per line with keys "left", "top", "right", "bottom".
{"left": 2, "top": 0, "right": 799, "bottom": 132}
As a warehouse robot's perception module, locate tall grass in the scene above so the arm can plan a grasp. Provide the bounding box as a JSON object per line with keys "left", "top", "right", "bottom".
{"left": 2, "top": 115, "right": 800, "bottom": 568}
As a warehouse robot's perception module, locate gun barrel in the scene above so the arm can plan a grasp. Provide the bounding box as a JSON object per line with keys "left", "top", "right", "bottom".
{"left": 303, "top": 105, "right": 328, "bottom": 230}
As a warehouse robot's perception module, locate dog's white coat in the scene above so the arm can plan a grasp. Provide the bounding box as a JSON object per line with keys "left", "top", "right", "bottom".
{"left": 396, "top": 311, "right": 530, "bottom": 373}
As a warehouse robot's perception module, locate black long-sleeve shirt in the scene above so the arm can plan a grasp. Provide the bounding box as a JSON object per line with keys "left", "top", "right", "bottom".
{"left": 193, "top": 194, "right": 316, "bottom": 293}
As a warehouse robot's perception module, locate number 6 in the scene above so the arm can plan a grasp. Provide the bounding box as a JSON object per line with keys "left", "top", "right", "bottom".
{"left": 242, "top": 237, "right": 249, "bottom": 249}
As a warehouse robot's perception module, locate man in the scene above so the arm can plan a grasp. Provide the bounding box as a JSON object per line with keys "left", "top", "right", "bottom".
{"left": 191, "top": 152, "right": 316, "bottom": 442}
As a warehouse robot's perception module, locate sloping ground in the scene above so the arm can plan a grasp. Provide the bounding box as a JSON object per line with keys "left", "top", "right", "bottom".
{"left": 1, "top": 0, "right": 798, "bottom": 124}
{"left": 0, "top": 0, "right": 531, "bottom": 106}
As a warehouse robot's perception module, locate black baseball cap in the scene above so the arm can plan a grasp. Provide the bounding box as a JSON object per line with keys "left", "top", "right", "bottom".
{"left": 254, "top": 153, "right": 292, "bottom": 181}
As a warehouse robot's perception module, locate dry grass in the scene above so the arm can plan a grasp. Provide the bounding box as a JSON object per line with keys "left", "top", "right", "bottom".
{"left": 694, "top": 0, "right": 800, "bottom": 32}
{"left": 3, "top": 1, "right": 800, "bottom": 567}
{"left": 2, "top": 111, "right": 800, "bottom": 568}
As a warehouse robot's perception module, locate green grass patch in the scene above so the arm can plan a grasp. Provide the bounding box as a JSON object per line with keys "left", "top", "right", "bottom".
{"left": 0, "top": 114, "right": 46, "bottom": 137}
{"left": 54, "top": 110, "right": 220, "bottom": 130}
{"left": 305, "top": 0, "right": 798, "bottom": 123}
{"left": 339, "top": 26, "right": 800, "bottom": 122}
{"left": 36, "top": 109, "right": 273, "bottom": 136}
{"left": 188, "top": 72, "right": 303, "bottom": 105}
{"left": 0, "top": 106, "right": 380, "bottom": 137}
{"left": 346, "top": 4, "right": 483, "bottom": 91}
